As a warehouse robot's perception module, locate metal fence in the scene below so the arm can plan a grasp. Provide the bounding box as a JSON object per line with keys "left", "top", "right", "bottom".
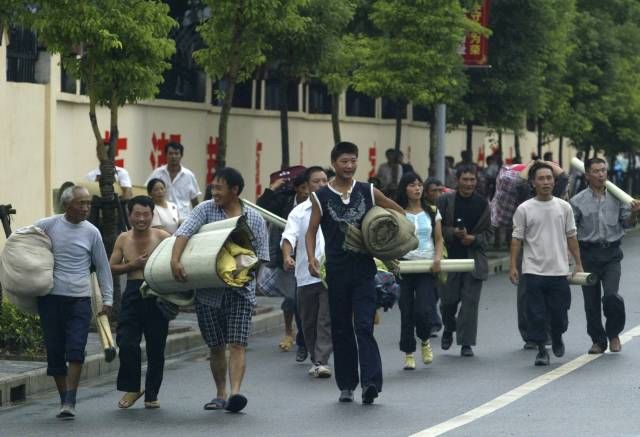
{"left": 6, "top": 26, "right": 38, "bottom": 83}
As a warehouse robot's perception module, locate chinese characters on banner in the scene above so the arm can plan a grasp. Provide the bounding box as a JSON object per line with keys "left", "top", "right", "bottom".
{"left": 206, "top": 136, "right": 219, "bottom": 184}
{"left": 369, "top": 145, "right": 377, "bottom": 178}
{"left": 463, "top": 0, "right": 490, "bottom": 66}
{"left": 149, "top": 132, "right": 181, "bottom": 169}
{"left": 103, "top": 131, "right": 128, "bottom": 167}
{"left": 255, "top": 141, "right": 263, "bottom": 198}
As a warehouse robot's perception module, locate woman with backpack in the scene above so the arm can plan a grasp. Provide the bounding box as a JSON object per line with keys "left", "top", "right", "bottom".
{"left": 395, "top": 173, "right": 444, "bottom": 370}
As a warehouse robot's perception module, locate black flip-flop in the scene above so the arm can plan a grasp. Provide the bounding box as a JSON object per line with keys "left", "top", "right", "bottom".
{"left": 204, "top": 398, "right": 227, "bottom": 410}
{"left": 225, "top": 394, "right": 247, "bottom": 413}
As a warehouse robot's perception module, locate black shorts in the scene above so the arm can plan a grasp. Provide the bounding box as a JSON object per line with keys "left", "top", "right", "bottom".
{"left": 37, "top": 295, "right": 92, "bottom": 376}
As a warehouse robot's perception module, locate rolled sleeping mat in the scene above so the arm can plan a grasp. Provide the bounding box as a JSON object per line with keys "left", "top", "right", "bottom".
{"left": 4, "top": 291, "right": 39, "bottom": 314}
{"left": 569, "top": 272, "right": 597, "bottom": 286}
{"left": 90, "top": 274, "right": 117, "bottom": 363}
{"left": 570, "top": 158, "right": 634, "bottom": 205}
{"left": 144, "top": 215, "right": 258, "bottom": 294}
{"left": 398, "top": 259, "right": 475, "bottom": 274}
{"left": 241, "top": 199, "right": 287, "bottom": 229}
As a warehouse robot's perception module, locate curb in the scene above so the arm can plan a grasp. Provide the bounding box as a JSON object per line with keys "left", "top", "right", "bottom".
{"left": 0, "top": 308, "right": 283, "bottom": 407}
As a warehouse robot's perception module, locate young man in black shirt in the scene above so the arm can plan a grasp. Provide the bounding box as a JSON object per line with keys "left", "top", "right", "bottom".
{"left": 437, "top": 165, "right": 492, "bottom": 357}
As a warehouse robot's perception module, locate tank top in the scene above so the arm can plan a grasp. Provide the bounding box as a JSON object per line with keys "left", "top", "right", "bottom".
{"left": 313, "top": 180, "right": 374, "bottom": 266}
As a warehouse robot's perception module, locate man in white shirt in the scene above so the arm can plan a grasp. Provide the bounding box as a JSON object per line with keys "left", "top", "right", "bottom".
{"left": 146, "top": 142, "right": 201, "bottom": 221}
{"left": 281, "top": 166, "right": 332, "bottom": 378}
{"left": 509, "top": 162, "right": 583, "bottom": 366}
{"left": 86, "top": 165, "right": 133, "bottom": 199}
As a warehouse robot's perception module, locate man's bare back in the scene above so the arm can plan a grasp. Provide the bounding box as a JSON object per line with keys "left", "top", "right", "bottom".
{"left": 110, "top": 228, "right": 170, "bottom": 280}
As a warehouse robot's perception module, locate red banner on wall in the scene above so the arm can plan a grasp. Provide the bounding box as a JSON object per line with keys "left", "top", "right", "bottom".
{"left": 463, "top": 0, "right": 490, "bottom": 66}
{"left": 369, "top": 145, "right": 377, "bottom": 178}
{"left": 206, "top": 136, "right": 218, "bottom": 184}
{"left": 103, "top": 131, "right": 127, "bottom": 167}
{"left": 149, "top": 132, "right": 181, "bottom": 169}
{"left": 255, "top": 141, "right": 263, "bottom": 198}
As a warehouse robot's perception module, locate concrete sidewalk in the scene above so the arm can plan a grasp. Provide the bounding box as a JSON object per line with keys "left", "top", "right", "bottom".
{"left": 0, "top": 296, "right": 285, "bottom": 407}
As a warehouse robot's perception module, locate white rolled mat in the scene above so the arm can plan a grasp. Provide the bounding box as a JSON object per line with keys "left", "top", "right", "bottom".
{"left": 398, "top": 259, "right": 475, "bottom": 274}
{"left": 144, "top": 215, "right": 255, "bottom": 294}
{"left": 570, "top": 158, "right": 634, "bottom": 204}
{"left": 569, "top": 272, "right": 597, "bottom": 286}
{"left": 242, "top": 199, "right": 287, "bottom": 229}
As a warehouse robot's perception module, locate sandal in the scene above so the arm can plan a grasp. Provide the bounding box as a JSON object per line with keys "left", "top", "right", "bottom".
{"left": 278, "top": 335, "right": 294, "bottom": 352}
{"left": 144, "top": 400, "right": 160, "bottom": 409}
{"left": 225, "top": 394, "right": 247, "bottom": 413}
{"left": 203, "top": 397, "right": 227, "bottom": 410}
{"left": 118, "top": 391, "right": 144, "bottom": 409}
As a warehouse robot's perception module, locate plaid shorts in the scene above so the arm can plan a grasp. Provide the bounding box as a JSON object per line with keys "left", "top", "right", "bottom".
{"left": 195, "top": 290, "right": 253, "bottom": 348}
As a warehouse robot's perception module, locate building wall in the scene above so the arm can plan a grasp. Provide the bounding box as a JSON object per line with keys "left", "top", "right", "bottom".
{"left": 0, "top": 35, "right": 573, "bottom": 250}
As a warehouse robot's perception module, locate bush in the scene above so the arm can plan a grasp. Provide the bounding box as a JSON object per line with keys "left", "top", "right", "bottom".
{"left": 0, "top": 299, "right": 44, "bottom": 358}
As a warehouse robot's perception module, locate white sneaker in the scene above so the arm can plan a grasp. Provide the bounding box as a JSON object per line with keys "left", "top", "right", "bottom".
{"left": 308, "top": 364, "right": 319, "bottom": 376}
{"left": 316, "top": 365, "right": 332, "bottom": 378}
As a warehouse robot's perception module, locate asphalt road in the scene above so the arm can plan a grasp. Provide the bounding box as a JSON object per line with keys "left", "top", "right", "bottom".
{"left": 3, "top": 233, "right": 640, "bottom": 437}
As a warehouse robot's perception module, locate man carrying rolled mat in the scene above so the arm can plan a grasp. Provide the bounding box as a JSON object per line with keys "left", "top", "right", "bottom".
{"left": 171, "top": 167, "right": 269, "bottom": 413}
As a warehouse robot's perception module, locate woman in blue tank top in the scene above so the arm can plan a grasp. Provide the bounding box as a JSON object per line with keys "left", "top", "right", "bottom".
{"left": 395, "top": 172, "right": 444, "bottom": 370}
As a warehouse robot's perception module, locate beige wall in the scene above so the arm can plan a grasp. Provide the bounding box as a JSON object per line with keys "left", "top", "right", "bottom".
{"left": 0, "top": 41, "right": 574, "bottom": 250}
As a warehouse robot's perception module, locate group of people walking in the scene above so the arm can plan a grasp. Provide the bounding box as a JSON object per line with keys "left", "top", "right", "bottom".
{"left": 30, "top": 140, "right": 638, "bottom": 420}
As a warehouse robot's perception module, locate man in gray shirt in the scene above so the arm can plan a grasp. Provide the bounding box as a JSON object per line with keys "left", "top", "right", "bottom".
{"left": 570, "top": 158, "right": 640, "bottom": 354}
{"left": 36, "top": 185, "right": 113, "bottom": 420}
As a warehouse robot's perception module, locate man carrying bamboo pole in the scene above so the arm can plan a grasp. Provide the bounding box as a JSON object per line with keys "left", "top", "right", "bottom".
{"left": 570, "top": 158, "right": 640, "bottom": 354}
{"left": 109, "top": 196, "right": 170, "bottom": 409}
{"left": 171, "top": 167, "right": 269, "bottom": 413}
{"left": 510, "top": 162, "right": 583, "bottom": 366}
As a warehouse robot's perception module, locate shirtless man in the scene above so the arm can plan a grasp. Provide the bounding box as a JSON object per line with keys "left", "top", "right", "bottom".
{"left": 110, "top": 196, "right": 170, "bottom": 409}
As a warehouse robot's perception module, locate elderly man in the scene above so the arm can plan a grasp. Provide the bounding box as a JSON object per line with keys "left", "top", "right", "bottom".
{"left": 171, "top": 167, "right": 268, "bottom": 413}
{"left": 146, "top": 141, "right": 201, "bottom": 221}
{"left": 36, "top": 185, "right": 113, "bottom": 420}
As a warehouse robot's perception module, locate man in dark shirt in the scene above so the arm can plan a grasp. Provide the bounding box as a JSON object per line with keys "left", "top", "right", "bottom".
{"left": 438, "top": 165, "right": 492, "bottom": 357}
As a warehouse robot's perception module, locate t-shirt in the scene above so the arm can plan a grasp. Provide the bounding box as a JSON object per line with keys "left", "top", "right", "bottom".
{"left": 404, "top": 209, "right": 441, "bottom": 260}
{"left": 449, "top": 192, "right": 486, "bottom": 259}
{"left": 85, "top": 166, "right": 132, "bottom": 188}
{"left": 35, "top": 215, "right": 113, "bottom": 304}
{"left": 146, "top": 165, "right": 201, "bottom": 221}
{"left": 512, "top": 197, "right": 577, "bottom": 276}
{"left": 151, "top": 201, "right": 180, "bottom": 234}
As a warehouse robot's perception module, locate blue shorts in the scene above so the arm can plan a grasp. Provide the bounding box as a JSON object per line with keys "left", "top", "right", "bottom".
{"left": 37, "top": 295, "right": 92, "bottom": 376}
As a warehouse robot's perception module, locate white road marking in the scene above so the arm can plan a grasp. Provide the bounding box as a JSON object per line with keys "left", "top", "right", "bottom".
{"left": 410, "top": 324, "right": 640, "bottom": 437}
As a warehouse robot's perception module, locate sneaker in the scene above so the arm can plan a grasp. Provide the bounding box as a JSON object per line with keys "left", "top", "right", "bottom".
{"left": 551, "top": 335, "right": 565, "bottom": 357}
{"left": 316, "top": 365, "right": 332, "bottom": 378}
{"left": 403, "top": 353, "right": 416, "bottom": 370}
{"left": 56, "top": 404, "right": 76, "bottom": 420}
{"left": 339, "top": 389, "right": 354, "bottom": 403}
{"left": 362, "top": 384, "right": 378, "bottom": 405}
{"left": 461, "top": 345, "right": 474, "bottom": 357}
{"left": 308, "top": 364, "right": 319, "bottom": 376}
{"left": 296, "top": 346, "right": 308, "bottom": 362}
{"left": 535, "top": 348, "right": 550, "bottom": 366}
{"left": 421, "top": 340, "right": 434, "bottom": 364}
{"left": 523, "top": 341, "right": 538, "bottom": 350}
{"left": 609, "top": 336, "right": 621, "bottom": 353}
{"left": 441, "top": 331, "right": 453, "bottom": 350}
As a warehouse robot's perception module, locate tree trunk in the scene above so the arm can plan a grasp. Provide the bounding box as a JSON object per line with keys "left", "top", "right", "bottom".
{"left": 330, "top": 93, "right": 341, "bottom": 145}
{"left": 498, "top": 130, "right": 503, "bottom": 162}
{"left": 428, "top": 109, "right": 437, "bottom": 177}
{"left": 217, "top": 72, "right": 238, "bottom": 170}
{"left": 537, "top": 119, "right": 543, "bottom": 158}
{"left": 514, "top": 130, "right": 521, "bottom": 162}
{"left": 466, "top": 121, "right": 473, "bottom": 155}
{"left": 279, "top": 77, "right": 290, "bottom": 169}
{"left": 558, "top": 136, "right": 564, "bottom": 168}
{"left": 394, "top": 101, "right": 402, "bottom": 152}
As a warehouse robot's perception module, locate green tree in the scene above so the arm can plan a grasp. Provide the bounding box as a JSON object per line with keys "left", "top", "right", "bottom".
{"left": 0, "top": 0, "right": 29, "bottom": 44}
{"left": 265, "top": 0, "right": 355, "bottom": 168}
{"left": 33, "top": 0, "right": 176, "bottom": 257}
{"left": 195, "top": 0, "right": 304, "bottom": 169}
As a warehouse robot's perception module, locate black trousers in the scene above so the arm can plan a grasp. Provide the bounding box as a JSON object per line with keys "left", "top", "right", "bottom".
{"left": 399, "top": 273, "right": 437, "bottom": 353}
{"left": 116, "top": 279, "right": 169, "bottom": 402}
{"left": 325, "top": 258, "right": 382, "bottom": 393}
{"left": 524, "top": 274, "right": 570, "bottom": 344}
{"left": 581, "top": 245, "right": 625, "bottom": 345}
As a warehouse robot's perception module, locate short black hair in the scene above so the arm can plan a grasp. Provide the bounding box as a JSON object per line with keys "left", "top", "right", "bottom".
{"left": 543, "top": 152, "right": 553, "bottom": 161}
{"left": 325, "top": 167, "right": 336, "bottom": 179}
{"left": 456, "top": 164, "right": 477, "bottom": 179}
{"left": 128, "top": 195, "right": 155, "bottom": 212}
{"left": 424, "top": 177, "right": 443, "bottom": 189}
{"left": 165, "top": 141, "right": 184, "bottom": 156}
{"left": 585, "top": 157, "right": 607, "bottom": 172}
{"left": 304, "top": 166, "right": 326, "bottom": 182}
{"left": 528, "top": 161, "right": 555, "bottom": 182}
{"left": 331, "top": 141, "right": 359, "bottom": 161}
{"left": 293, "top": 173, "right": 307, "bottom": 188}
{"left": 146, "top": 178, "right": 165, "bottom": 195}
{"left": 215, "top": 167, "right": 245, "bottom": 195}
